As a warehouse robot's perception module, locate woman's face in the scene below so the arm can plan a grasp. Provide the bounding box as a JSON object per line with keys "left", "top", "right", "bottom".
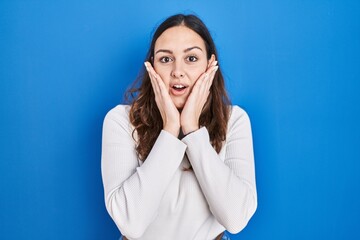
{"left": 153, "top": 26, "right": 210, "bottom": 109}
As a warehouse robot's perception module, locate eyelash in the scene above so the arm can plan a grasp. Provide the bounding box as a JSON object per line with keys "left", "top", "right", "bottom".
{"left": 159, "top": 55, "right": 198, "bottom": 63}
{"left": 186, "top": 55, "right": 198, "bottom": 62}
{"left": 159, "top": 56, "right": 173, "bottom": 63}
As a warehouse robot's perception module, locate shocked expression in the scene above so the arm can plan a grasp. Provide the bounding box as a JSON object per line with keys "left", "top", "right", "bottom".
{"left": 153, "top": 25, "right": 210, "bottom": 109}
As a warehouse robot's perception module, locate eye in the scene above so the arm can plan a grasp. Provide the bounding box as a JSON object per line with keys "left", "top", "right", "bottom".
{"left": 160, "top": 56, "right": 173, "bottom": 63}
{"left": 186, "top": 55, "right": 198, "bottom": 62}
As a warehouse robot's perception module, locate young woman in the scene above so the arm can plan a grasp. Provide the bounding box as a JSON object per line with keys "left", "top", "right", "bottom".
{"left": 101, "top": 14, "right": 257, "bottom": 240}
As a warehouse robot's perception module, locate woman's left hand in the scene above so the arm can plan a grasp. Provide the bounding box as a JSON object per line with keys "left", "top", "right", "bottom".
{"left": 180, "top": 56, "right": 219, "bottom": 135}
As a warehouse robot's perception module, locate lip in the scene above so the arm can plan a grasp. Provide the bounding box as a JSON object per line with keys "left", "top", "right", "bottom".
{"left": 169, "top": 82, "right": 189, "bottom": 96}
{"left": 170, "top": 86, "right": 188, "bottom": 96}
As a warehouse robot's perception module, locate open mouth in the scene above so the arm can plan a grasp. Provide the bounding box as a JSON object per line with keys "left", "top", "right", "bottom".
{"left": 172, "top": 84, "right": 187, "bottom": 91}
{"left": 170, "top": 84, "right": 188, "bottom": 96}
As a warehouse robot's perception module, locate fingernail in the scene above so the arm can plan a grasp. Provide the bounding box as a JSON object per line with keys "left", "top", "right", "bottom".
{"left": 144, "top": 62, "right": 149, "bottom": 71}
{"left": 214, "top": 66, "right": 219, "bottom": 72}
{"left": 213, "top": 61, "right": 218, "bottom": 66}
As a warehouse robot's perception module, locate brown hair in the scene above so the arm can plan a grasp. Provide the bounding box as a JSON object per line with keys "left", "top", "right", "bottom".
{"left": 126, "top": 14, "right": 230, "bottom": 161}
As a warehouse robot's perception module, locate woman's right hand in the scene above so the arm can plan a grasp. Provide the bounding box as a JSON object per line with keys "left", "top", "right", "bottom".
{"left": 145, "top": 62, "right": 180, "bottom": 137}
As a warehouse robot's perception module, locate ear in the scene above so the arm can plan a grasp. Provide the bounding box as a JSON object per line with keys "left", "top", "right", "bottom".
{"left": 207, "top": 54, "right": 216, "bottom": 68}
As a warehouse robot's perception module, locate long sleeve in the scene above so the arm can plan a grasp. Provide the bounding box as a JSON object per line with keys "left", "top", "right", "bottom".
{"left": 101, "top": 105, "right": 187, "bottom": 238}
{"left": 181, "top": 106, "right": 257, "bottom": 234}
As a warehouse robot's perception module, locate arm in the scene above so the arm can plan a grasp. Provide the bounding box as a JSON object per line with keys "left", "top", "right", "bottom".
{"left": 182, "top": 106, "right": 257, "bottom": 233}
{"left": 101, "top": 106, "right": 186, "bottom": 238}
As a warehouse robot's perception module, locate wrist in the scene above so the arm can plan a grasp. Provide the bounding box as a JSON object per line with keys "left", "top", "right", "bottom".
{"left": 163, "top": 124, "right": 180, "bottom": 137}
{"left": 182, "top": 125, "right": 199, "bottom": 135}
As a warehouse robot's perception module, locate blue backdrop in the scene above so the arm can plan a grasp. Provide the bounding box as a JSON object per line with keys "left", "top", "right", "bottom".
{"left": 1, "top": 1, "right": 359, "bottom": 239}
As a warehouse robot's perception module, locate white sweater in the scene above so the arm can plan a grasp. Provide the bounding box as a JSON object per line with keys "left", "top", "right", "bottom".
{"left": 101, "top": 105, "right": 257, "bottom": 240}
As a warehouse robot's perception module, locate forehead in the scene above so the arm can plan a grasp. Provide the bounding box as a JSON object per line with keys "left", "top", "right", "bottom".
{"left": 154, "top": 26, "right": 206, "bottom": 51}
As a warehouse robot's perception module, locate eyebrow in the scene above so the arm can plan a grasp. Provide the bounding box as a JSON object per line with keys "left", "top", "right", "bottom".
{"left": 155, "top": 46, "right": 203, "bottom": 55}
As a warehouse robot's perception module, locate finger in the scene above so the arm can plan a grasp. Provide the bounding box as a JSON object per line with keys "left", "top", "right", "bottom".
{"left": 145, "top": 62, "right": 165, "bottom": 95}
{"left": 189, "top": 73, "right": 208, "bottom": 106}
{"left": 196, "top": 66, "right": 216, "bottom": 101}
{"left": 145, "top": 62, "right": 161, "bottom": 95}
{"left": 144, "top": 62, "right": 155, "bottom": 85}
{"left": 150, "top": 69, "right": 167, "bottom": 96}
{"left": 209, "top": 57, "right": 218, "bottom": 68}
{"left": 193, "top": 72, "right": 208, "bottom": 95}
{"left": 145, "top": 63, "right": 156, "bottom": 88}
{"left": 146, "top": 63, "right": 164, "bottom": 89}
{"left": 207, "top": 54, "right": 216, "bottom": 68}
{"left": 193, "top": 64, "right": 217, "bottom": 98}
{"left": 201, "top": 65, "right": 216, "bottom": 87}
{"left": 205, "top": 66, "right": 218, "bottom": 91}
{"left": 145, "top": 63, "right": 172, "bottom": 101}
{"left": 157, "top": 76, "right": 168, "bottom": 96}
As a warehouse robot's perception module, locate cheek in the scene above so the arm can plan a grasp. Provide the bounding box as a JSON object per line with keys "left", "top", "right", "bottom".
{"left": 154, "top": 65, "right": 171, "bottom": 85}
{"left": 187, "top": 66, "right": 207, "bottom": 84}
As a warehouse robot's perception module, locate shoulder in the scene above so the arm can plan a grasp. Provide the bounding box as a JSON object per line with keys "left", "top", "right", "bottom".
{"left": 103, "top": 105, "right": 133, "bottom": 134}
{"left": 229, "top": 105, "right": 250, "bottom": 123}
{"left": 227, "top": 105, "right": 252, "bottom": 135}
{"left": 104, "top": 104, "right": 131, "bottom": 123}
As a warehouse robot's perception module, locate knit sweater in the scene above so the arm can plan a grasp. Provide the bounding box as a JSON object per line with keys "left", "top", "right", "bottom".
{"left": 101, "top": 105, "right": 257, "bottom": 240}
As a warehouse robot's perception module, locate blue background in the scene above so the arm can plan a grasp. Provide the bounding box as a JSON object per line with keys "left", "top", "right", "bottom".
{"left": 1, "top": 0, "right": 359, "bottom": 239}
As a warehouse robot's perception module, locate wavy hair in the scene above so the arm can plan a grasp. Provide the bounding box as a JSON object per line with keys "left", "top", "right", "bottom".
{"left": 126, "top": 14, "right": 230, "bottom": 161}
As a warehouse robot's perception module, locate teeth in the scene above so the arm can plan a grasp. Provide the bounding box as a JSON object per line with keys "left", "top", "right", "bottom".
{"left": 173, "top": 84, "right": 185, "bottom": 89}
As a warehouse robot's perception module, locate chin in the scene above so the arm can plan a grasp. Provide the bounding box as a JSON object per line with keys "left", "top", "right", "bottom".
{"left": 172, "top": 98, "right": 186, "bottom": 110}
{"left": 175, "top": 104, "right": 184, "bottom": 110}
{"left": 173, "top": 101, "right": 185, "bottom": 110}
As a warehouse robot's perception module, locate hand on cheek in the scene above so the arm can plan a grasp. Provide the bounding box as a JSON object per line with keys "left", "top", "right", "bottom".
{"left": 144, "top": 62, "right": 180, "bottom": 137}
{"left": 180, "top": 55, "right": 219, "bottom": 135}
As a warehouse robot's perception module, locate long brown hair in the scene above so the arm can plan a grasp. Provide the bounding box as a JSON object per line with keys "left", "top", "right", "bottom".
{"left": 126, "top": 14, "right": 230, "bottom": 161}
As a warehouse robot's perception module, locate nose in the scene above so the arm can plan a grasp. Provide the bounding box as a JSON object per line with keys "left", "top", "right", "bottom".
{"left": 171, "top": 62, "right": 185, "bottom": 78}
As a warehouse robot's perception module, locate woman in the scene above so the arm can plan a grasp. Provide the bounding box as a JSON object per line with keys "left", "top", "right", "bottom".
{"left": 101, "top": 14, "right": 257, "bottom": 240}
